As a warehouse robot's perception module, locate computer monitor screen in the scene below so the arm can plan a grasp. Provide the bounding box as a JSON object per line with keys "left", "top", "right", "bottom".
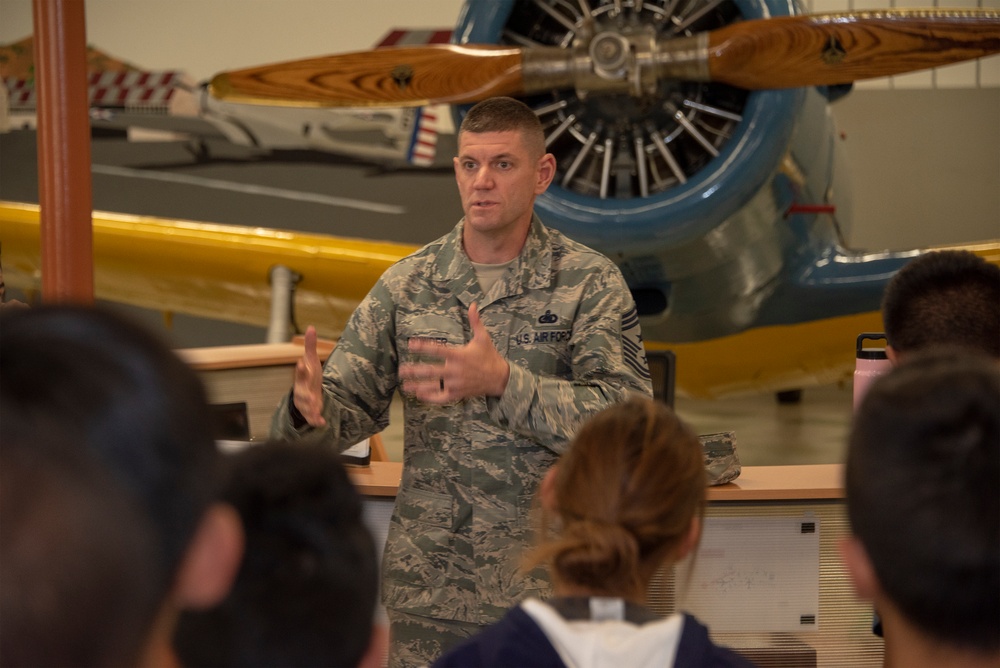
{"left": 210, "top": 402, "right": 251, "bottom": 442}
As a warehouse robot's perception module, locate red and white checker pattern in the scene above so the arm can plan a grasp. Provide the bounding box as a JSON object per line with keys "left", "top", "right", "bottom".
{"left": 4, "top": 71, "right": 183, "bottom": 110}
{"left": 88, "top": 71, "right": 180, "bottom": 106}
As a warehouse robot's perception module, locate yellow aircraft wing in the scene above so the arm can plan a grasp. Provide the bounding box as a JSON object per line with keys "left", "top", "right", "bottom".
{"left": 1, "top": 201, "right": 416, "bottom": 339}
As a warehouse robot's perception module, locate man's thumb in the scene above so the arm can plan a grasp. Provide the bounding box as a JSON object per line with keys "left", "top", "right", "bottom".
{"left": 469, "top": 303, "right": 485, "bottom": 337}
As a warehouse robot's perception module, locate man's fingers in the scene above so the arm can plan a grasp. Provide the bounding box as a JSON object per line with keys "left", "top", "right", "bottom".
{"left": 293, "top": 324, "right": 327, "bottom": 427}
{"left": 304, "top": 325, "right": 320, "bottom": 366}
{"left": 401, "top": 377, "right": 452, "bottom": 405}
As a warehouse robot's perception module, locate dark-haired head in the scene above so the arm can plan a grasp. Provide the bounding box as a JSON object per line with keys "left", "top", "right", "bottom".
{"left": 175, "top": 440, "right": 381, "bottom": 668}
{"left": 0, "top": 304, "right": 240, "bottom": 666}
{"left": 0, "top": 304, "right": 223, "bottom": 593}
{"left": 882, "top": 250, "right": 1000, "bottom": 359}
{"left": 0, "top": 431, "right": 161, "bottom": 667}
{"left": 847, "top": 349, "right": 1000, "bottom": 654}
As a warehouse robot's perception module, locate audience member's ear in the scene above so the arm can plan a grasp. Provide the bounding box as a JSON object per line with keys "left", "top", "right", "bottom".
{"left": 839, "top": 535, "right": 880, "bottom": 601}
{"left": 539, "top": 465, "right": 559, "bottom": 512}
{"left": 358, "top": 624, "right": 388, "bottom": 668}
{"left": 674, "top": 515, "right": 702, "bottom": 561}
{"left": 886, "top": 344, "right": 899, "bottom": 366}
{"left": 173, "top": 503, "right": 244, "bottom": 609}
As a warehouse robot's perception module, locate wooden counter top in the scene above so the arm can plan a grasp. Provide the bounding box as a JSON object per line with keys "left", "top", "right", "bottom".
{"left": 181, "top": 342, "right": 844, "bottom": 502}
{"left": 348, "top": 461, "right": 403, "bottom": 497}
{"left": 350, "top": 462, "right": 844, "bottom": 501}
{"left": 706, "top": 463, "right": 843, "bottom": 501}
{"left": 178, "top": 337, "right": 335, "bottom": 371}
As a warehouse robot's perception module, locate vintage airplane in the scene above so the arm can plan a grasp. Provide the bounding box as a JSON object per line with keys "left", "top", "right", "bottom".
{"left": 1, "top": 32, "right": 457, "bottom": 168}
{"left": 2, "top": 0, "right": 999, "bottom": 398}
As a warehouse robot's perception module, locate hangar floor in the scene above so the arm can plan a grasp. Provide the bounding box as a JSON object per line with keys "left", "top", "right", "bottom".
{"left": 378, "top": 382, "right": 854, "bottom": 468}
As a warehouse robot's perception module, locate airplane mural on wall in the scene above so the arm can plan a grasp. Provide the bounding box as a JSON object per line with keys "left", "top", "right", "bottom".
{"left": 2, "top": 0, "right": 999, "bottom": 398}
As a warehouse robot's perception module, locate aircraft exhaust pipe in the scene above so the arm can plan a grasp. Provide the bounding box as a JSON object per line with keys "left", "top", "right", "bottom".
{"left": 267, "top": 264, "right": 301, "bottom": 344}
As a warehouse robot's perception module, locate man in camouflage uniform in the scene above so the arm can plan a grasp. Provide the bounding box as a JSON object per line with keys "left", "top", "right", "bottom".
{"left": 272, "top": 97, "right": 653, "bottom": 667}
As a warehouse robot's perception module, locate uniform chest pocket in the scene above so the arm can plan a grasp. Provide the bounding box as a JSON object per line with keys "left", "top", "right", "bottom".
{"left": 397, "top": 312, "right": 466, "bottom": 364}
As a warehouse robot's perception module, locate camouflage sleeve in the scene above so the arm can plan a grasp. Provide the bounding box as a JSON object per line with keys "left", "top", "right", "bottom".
{"left": 487, "top": 263, "right": 653, "bottom": 452}
{"left": 270, "top": 281, "right": 397, "bottom": 449}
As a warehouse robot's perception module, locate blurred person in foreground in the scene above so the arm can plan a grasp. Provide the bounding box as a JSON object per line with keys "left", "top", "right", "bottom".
{"left": 842, "top": 350, "right": 1000, "bottom": 668}
{"left": 175, "top": 440, "right": 385, "bottom": 668}
{"left": 0, "top": 305, "right": 242, "bottom": 667}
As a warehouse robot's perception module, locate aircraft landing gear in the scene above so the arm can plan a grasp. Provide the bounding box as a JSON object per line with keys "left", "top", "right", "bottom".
{"left": 186, "top": 139, "right": 210, "bottom": 162}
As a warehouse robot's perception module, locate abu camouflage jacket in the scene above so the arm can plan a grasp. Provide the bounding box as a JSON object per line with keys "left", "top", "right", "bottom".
{"left": 272, "top": 215, "right": 652, "bottom": 624}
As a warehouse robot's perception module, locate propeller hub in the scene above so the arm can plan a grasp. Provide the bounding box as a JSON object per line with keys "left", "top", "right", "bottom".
{"left": 524, "top": 26, "right": 708, "bottom": 101}
{"left": 589, "top": 33, "right": 629, "bottom": 77}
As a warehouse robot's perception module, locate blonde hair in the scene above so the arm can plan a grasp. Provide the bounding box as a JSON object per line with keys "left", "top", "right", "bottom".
{"left": 527, "top": 396, "right": 706, "bottom": 597}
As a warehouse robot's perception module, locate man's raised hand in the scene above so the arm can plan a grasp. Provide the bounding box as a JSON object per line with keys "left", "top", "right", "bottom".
{"left": 293, "top": 326, "right": 327, "bottom": 427}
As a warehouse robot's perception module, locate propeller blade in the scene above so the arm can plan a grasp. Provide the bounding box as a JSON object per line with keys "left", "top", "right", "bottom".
{"left": 209, "top": 45, "right": 529, "bottom": 107}
{"left": 209, "top": 9, "right": 1000, "bottom": 108}
{"left": 704, "top": 10, "right": 1000, "bottom": 89}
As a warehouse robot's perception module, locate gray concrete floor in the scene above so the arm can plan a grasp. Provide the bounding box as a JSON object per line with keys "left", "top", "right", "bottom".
{"left": 379, "top": 382, "right": 854, "bottom": 468}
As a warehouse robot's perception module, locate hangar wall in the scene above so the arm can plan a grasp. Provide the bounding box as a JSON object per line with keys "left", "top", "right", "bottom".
{"left": 832, "top": 87, "right": 1000, "bottom": 251}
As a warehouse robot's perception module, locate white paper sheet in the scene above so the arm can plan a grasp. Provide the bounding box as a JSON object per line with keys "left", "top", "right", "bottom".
{"left": 675, "top": 515, "right": 820, "bottom": 632}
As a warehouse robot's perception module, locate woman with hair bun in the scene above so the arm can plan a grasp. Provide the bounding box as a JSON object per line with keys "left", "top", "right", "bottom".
{"left": 433, "top": 396, "right": 754, "bottom": 667}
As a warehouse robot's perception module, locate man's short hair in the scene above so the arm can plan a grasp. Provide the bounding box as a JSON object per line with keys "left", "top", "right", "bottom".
{"left": 847, "top": 350, "right": 1000, "bottom": 653}
{"left": 0, "top": 305, "right": 222, "bottom": 596}
{"left": 459, "top": 96, "right": 546, "bottom": 158}
{"left": 881, "top": 250, "right": 1000, "bottom": 357}
{"left": 174, "top": 441, "right": 379, "bottom": 668}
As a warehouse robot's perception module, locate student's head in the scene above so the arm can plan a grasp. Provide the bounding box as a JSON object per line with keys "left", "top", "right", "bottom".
{"left": 844, "top": 349, "right": 1000, "bottom": 655}
{"left": 175, "top": 441, "right": 383, "bottom": 668}
{"left": 529, "top": 396, "right": 706, "bottom": 599}
{"left": 0, "top": 432, "right": 160, "bottom": 667}
{"left": 881, "top": 250, "right": 1000, "bottom": 361}
{"left": 0, "top": 305, "right": 242, "bottom": 662}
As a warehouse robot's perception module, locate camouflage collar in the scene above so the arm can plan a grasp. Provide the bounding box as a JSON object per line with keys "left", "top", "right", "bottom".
{"left": 430, "top": 214, "right": 555, "bottom": 307}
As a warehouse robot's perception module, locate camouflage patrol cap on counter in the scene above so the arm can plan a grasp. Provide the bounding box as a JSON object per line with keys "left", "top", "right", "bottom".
{"left": 699, "top": 431, "right": 741, "bottom": 485}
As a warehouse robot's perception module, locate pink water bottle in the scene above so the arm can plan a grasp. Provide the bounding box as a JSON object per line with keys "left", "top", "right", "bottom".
{"left": 854, "top": 333, "right": 891, "bottom": 411}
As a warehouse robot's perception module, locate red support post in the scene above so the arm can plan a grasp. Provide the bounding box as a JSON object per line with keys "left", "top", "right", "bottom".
{"left": 33, "top": 0, "right": 94, "bottom": 304}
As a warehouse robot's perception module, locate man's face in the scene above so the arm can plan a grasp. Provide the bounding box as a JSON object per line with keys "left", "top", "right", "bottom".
{"left": 453, "top": 130, "right": 554, "bottom": 241}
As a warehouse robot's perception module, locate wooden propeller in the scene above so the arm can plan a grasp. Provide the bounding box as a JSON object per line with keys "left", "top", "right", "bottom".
{"left": 209, "top": 9, "right": 1000, "bottom": 108}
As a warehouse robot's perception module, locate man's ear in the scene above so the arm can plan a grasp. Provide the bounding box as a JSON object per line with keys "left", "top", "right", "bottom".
{"left": 535, "top": 153, "right": 556, "bottom": 194}
{"left": 173, "top": 503, "right": 244, "bottom": 609}
{"left": 839, "top": 535, "right": 880, "bottom": 601}
{"left": 540, "top": 465, "right": 559, "bottom": 512}
{"left": 358, "top": 624, "right": 388, "bottom": 668}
